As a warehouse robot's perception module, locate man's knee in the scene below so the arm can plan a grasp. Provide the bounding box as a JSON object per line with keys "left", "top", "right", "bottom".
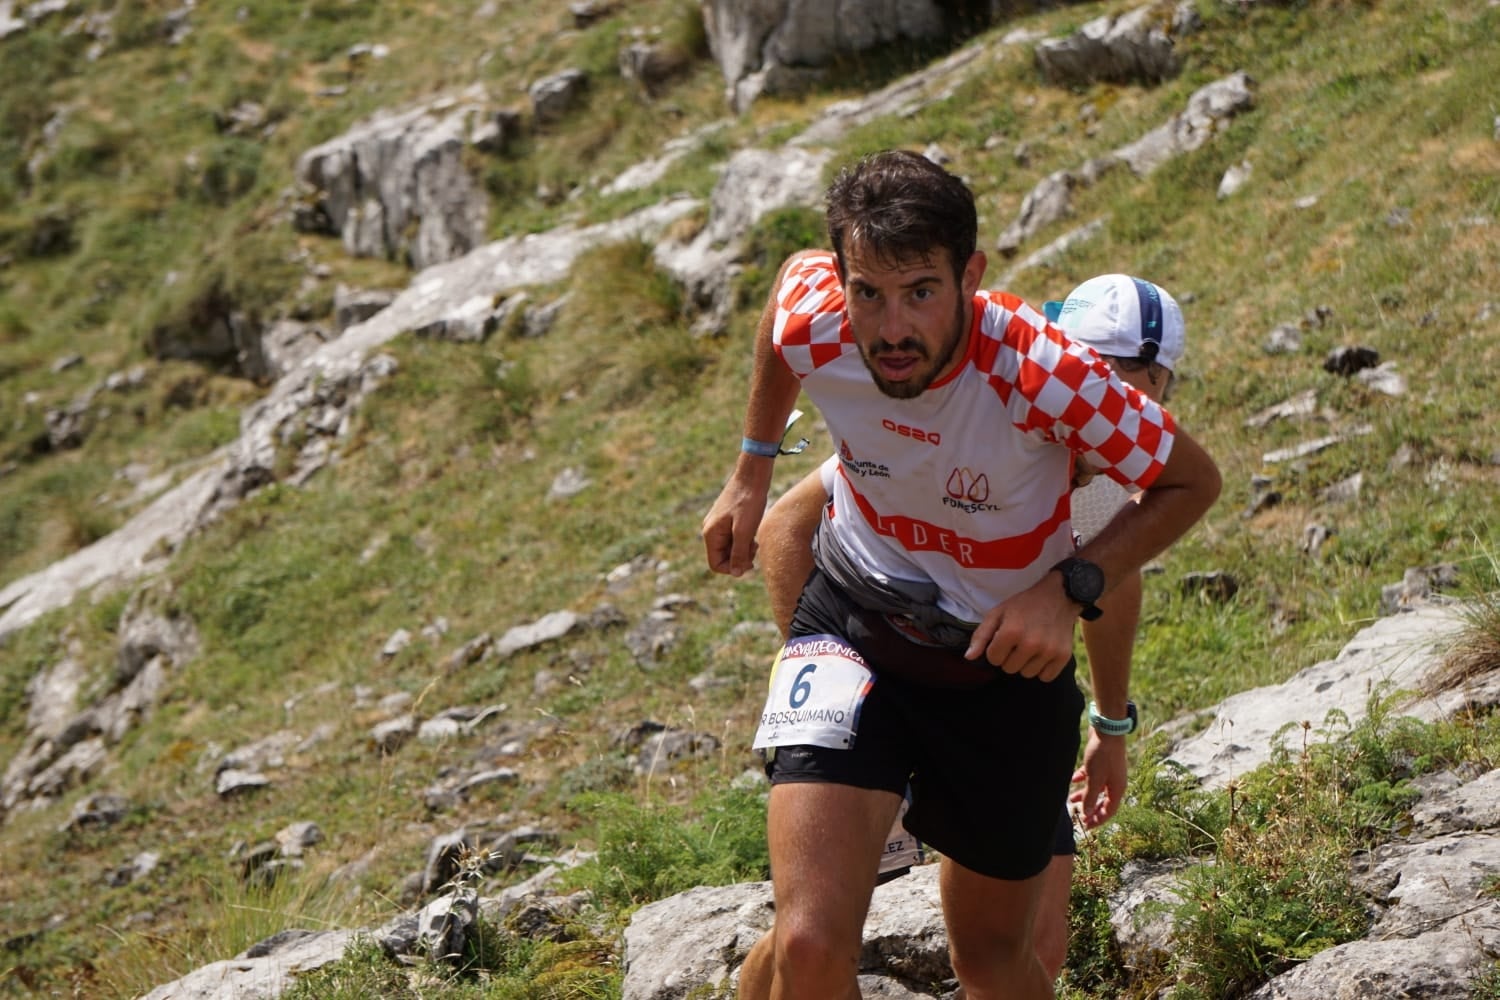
{"left": 1032, "top": 856, "right": 1073, "bottom": 980}
{"left": 774, "top": 915, "right": 860, "bottom": 979}
{"left": 1033, "top": 929, "right": 1066, "bottom": 983}
{"left": 949, "top": 928, "right": 1032, "bottom": 983}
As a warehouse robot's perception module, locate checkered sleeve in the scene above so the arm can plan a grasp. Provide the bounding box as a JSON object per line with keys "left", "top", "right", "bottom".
{"left": 773, "top": 254, "right": 853, "bottom": 377}
{"left": 982, "top": 295, "right": 1177, "bottom": 491}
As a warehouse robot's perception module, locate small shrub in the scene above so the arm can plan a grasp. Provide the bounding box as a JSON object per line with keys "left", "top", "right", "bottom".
{"left": 1429, "top": 540, "right": 1500, "bottom": 693}
{"left": 1157, "top": 690, "right": 1448, "bottom": 996}
{"left": 571, "top": 20, "right": 626, "bottom": 80}
{"left": 663, "top": 0, "right": 710, "bottom": 61}
{"left": 164, "top": 406, "right": 244, "bottom": 457}
{"left": 1170, "top": 824, "right": 1366, "bottom": 996}
{"left": 1472, "top": 964, "right": 1500, "bottom": 1000}
{"left": 558, "top": 753, "right": 637, "bottom": 800}
{"left": 564, "top": 784, "right": 769, "bottom": 909}
{"left": 89, "top": 588, "right": 134, "bottom": 636}
{"left": 277, "top": 937, "right": 413, "bottom": 999}
{"left": 191, "top": 138, "right": 265, "bottom": 205}
{"left": 472, "top": 934, "right": 618, "bottom": 999}
{"left": 0, "top": 297, "right": 32, "bottom": 344}
{"left": 557, "top": 239, "right": 708, "bottom": 406}
{"left": 1111, "top": 737, "right": 1229, "bottom": 860}
{"left": 1062, "top": 847, "right": 1125, "bottom": 992}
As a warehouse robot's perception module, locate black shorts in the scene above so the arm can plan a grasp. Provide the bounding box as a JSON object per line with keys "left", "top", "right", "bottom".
{"left": 1054, "top": 806, "right": 1077, "bottom": 856}
{"left": 768, "top": 570, "right": 1084, "bottom": 881}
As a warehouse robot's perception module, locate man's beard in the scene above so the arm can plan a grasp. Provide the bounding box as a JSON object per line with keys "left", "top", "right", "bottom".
{"left": 860, "top": 302, "right": 966, "bottom": 400}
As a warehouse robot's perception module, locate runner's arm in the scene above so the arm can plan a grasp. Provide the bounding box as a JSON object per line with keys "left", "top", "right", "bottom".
{"left": 701, "top": 253, "right": 815, "bottom": 577}
{"left": 966, "top": 426, "right": 1220, "bottom": 679}
{"left": 1071, "top": 571, "right": 1140, "bottom": 828}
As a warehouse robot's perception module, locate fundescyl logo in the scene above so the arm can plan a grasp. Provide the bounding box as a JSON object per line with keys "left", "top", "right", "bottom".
{"left": 943, "top": 467, "right": 1001, "bottom": 513}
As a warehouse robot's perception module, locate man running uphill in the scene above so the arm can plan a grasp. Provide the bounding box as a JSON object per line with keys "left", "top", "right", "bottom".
{"left": 701, "top": 149, "right": 1220, "bottom": 1000}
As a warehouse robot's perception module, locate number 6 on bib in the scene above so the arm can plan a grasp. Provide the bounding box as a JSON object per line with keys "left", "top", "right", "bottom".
{"left": 753, "top": 634, "right": 875, "bottom": 751}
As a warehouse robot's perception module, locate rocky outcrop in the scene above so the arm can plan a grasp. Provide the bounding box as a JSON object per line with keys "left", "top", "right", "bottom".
{"left": 654, "top": 146, "right": 831, "bottom": 335}
{"left": 1, "top": 590, "right": 199, "bottom": 819}
{"left": 1163, "top": 603, "right": 1488, "bottom": 787}
{"left": 139, "top": 837, "right": 597, "bottom": 999}
{"left": 293, "top": 88, "right": 498, "bottom": 269}
{"left": 1034, "top": 1, "right": 1198, "bottom": 87}
{"left": 702, "top": 0, "right": 952, "bottom": 112}
{"left": 1113, "top": 69, "right": 1256, "bottom": 175}
{"left": 529, "top": 68, "right": 588, "bottom": 124}
{"left": 0, "top": 0, "right": 77, "bottom": 41}
{"left": 788, "top": 36, "right": 995, "bottom": 150}
{"left": 0, "top": 455, "right": 225, "bottom": 642}
{"left": 0, "top": 198, "right": 700, "bottom": 645}
{"left": 136, "top": 929, "right": 360, "bottom": 1000}
{"left": 996, "top": 71, "right": 1255, "bottom": 257}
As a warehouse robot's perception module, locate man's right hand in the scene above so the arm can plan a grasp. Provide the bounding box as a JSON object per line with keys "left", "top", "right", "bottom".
{"left": 702, "top": 459, "right": 775, "bottom": 576}
{"left": 706, "top": 250, "right": 810, "bottom": 578}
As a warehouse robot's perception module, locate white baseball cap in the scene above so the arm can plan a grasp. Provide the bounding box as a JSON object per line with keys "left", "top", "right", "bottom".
{"left": 1043, "top": 274, "right": 1186, "bottom": 371}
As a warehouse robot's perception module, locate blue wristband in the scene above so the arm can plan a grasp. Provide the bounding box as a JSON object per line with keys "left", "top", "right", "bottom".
{"left": 741, "top": 436, "right": 782, "bottom": 458}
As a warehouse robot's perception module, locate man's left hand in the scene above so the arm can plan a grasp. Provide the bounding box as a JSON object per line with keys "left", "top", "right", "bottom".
{"left": 1070, "top": 728, "right": 1128, "bottom": 829}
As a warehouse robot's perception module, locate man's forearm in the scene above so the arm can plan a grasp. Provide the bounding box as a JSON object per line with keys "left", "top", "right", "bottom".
{"left": 701, "top": 258, "right": 808, "bottom": 578}
{"left": 1080, "top": 571, "right": 1141, "bottom": 720}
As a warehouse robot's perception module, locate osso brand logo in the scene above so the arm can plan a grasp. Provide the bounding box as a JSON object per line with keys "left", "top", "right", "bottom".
{"left": 881, "top": 419, "right": 941, "bottom": 446}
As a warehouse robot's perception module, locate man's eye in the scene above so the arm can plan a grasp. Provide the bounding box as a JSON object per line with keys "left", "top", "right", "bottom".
{"left": 912, "top": 287, "right": 934, "bottom": 301}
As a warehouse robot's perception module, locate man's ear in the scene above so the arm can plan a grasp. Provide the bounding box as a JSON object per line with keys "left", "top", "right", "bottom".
{"left": 962, "top": 250, "right": 987, "bottom": 297}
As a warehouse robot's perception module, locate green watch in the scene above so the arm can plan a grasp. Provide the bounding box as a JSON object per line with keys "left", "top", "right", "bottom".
{"left": 1089, "top": 700, "right": 1138, "bottom": 736}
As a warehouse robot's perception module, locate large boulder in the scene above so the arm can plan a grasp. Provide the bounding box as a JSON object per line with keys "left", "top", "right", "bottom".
{"left": 1034, "top": 1, "right": 1194, "bottom": 87}
{"left": 654, "top": 145, "right": 831, "bottom": 335}
{"left": 702, "top": 0, "right": 952, "bottom": 112}
{"left": 294, "top": 88, "right": 494, "bottom": 269}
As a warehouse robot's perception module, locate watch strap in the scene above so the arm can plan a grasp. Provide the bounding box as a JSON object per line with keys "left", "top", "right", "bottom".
{"left": 1089, "top": 699, "right": 1137, "bottom": 736}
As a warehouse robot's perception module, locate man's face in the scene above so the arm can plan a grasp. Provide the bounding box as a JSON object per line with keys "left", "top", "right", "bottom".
{"left": 841, "top": 239, "right": 984, "bottom": 400}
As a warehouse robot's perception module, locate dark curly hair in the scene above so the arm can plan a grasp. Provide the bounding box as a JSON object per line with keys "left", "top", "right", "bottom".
{"left": 825, "top": 149, "right": 978, "bottom": 283}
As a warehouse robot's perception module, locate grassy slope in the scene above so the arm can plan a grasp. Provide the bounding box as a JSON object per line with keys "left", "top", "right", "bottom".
{"left": 1, "top": 0, "right": 1498, "bottom": 995}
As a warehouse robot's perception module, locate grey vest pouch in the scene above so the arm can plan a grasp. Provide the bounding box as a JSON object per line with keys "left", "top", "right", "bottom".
{"left": 811, "top": 521, "right": 977, "bottom": 650}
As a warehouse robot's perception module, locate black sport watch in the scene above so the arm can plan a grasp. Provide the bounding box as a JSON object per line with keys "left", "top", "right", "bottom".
{"left": 1052, "top": 557, "right": 1104, "bottom": 621}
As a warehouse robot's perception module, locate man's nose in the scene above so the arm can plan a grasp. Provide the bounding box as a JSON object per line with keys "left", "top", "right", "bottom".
{"left": 877, "top": 300, "right": 906, "bottom": 344}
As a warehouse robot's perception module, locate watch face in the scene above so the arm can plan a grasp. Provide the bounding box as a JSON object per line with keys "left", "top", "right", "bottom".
{"left": 1065, "top": 559, "right": 1104, "bottom": 604}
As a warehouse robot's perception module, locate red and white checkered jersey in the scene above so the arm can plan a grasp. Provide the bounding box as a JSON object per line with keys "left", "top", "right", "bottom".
{"left": 774, "top": 253, "right": 1176, "bottom": 623}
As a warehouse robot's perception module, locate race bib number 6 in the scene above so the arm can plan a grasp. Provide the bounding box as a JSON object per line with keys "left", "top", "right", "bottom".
{"left": 752, "top": 634, "right": 875, "bottom": 751}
